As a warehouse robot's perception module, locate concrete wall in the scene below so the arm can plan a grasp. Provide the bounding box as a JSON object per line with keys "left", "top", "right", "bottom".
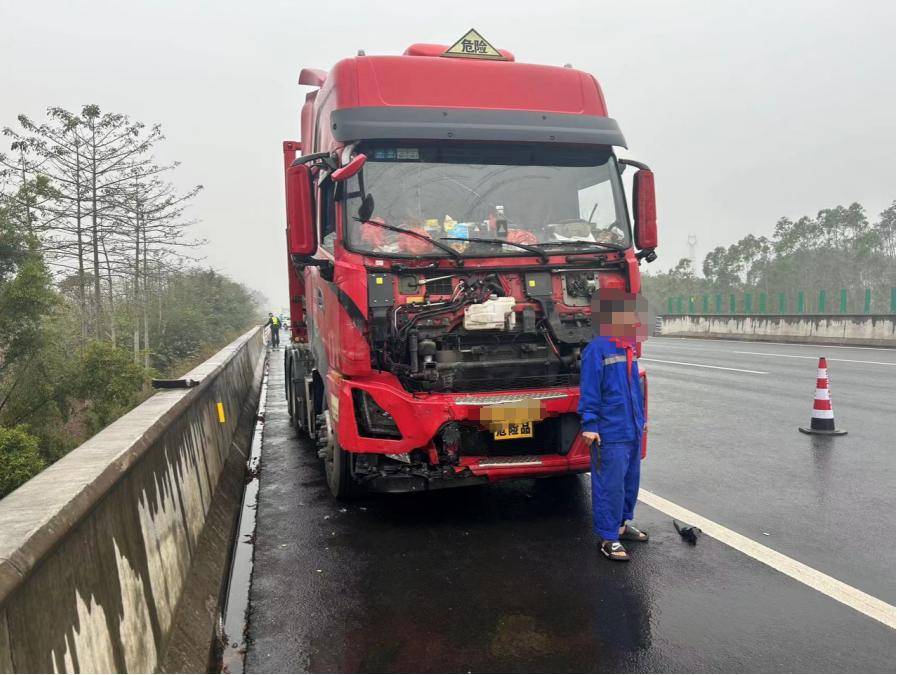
{"left": 0, "top": 327, "right": 265, "bottom": 673}
{"left": 659, "top": 314, "right": 895, "bottom": 347}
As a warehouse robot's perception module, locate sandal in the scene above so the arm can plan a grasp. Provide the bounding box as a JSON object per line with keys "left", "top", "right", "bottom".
{"left": 600, "top": 540, "right": 630, "bottom": 561}
{"left": 619, "top": 523, "right": 649, "bottom": 542}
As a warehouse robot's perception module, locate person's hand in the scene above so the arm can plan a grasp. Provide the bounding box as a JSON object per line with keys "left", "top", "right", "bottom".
{"left": 582, "top": 431, "right": 601, "bottom": 446}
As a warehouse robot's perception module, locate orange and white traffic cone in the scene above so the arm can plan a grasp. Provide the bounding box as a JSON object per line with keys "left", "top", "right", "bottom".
{"left": 799, "top": 357, "right": 847, "bottom": 436}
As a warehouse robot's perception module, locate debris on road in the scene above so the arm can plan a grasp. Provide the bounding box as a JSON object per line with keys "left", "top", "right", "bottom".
{"left": 674, "top": 520, "right": 702, "bottom": 545}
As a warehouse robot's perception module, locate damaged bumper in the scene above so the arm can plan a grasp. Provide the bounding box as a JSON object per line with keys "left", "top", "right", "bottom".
{"left": 326, "top": 369, "right": 646, "bottom": 492}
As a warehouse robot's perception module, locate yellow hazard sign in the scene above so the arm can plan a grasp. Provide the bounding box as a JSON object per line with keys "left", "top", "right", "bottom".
{"left": 442, "top": 29, "right": 506, "bottom": 60}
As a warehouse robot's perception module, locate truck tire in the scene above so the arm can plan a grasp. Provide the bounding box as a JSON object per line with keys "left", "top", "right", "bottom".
{"left": 284, "top": 350, "right": 294, "bottom": 417}
{"left": 285, "top": 349, "right": 310, "bottom": 437}
{"left": 323, "top": 426, "right": 359, "bottom": 500}
{"left": 293, "top": 379, "right": 310, "bottom": 437}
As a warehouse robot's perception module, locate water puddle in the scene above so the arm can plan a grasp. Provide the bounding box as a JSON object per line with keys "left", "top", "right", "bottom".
{"left": 219, "top": 360, "right": 268, "bottom": 673}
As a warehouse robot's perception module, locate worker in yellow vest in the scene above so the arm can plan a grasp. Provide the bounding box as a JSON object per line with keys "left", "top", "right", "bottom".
{"left": 264, "top": 312, "right": 281, "bottom": 348}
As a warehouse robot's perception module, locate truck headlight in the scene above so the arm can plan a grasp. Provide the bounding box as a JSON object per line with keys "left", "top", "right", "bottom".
{"left": 352, "top": 389, "right": 402, "bottom": 439}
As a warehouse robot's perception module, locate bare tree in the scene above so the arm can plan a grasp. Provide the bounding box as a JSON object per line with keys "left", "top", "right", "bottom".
{"left": 0, "top": 135, "right": 56, "bottom": 238}
{"left": 106, "top": 165, "right": 203, "bottom": 363}
{"left": 78, "top": 105, "right": 162, "bottom": 338}
{"left": 5, "top": 111, "right": 91, "bottom": 337}
{"left": 3, "top": 106, "right": 164, "bottom": 340}
{"left": 2, "top": 104, "right": 216, "bottom": 356}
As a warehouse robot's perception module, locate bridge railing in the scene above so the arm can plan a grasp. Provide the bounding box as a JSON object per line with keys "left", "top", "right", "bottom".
{"left": 0, "top": 326, "right": 266, "bottom": 673}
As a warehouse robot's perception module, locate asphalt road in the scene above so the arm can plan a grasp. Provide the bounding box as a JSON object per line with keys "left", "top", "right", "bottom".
{"left": 243, "top": 337, "right": 895, "bottom": 673}
{"left": 640, "top": 337, "right": 896, "bottom": 603}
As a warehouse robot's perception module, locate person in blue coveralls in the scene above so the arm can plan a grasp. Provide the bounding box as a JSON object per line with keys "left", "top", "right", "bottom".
{"left": 578, "top": 290, "right": 649, "bottom": 562}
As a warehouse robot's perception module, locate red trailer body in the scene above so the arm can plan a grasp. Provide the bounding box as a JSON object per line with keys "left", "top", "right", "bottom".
{"left": 281, "top": 36, "right": 658, "bottom": 498}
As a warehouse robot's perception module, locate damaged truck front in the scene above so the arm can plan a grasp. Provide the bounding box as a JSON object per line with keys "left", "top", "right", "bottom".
{"left": 281, "top": 38, "right": 659, "bottom": 498}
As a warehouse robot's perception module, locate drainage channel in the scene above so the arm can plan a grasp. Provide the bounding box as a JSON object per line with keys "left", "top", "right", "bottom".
{"left": 219, "top": 358, "right": 268, "bottom": 673}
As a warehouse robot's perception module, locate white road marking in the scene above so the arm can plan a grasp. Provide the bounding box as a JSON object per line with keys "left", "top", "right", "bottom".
{"left": 640, "top": 358, "right": 768, "bottom": 374}
{"left": 638, "top": 489, "right": 897, "bottom": 629}
{"left": 733, "top": 351, "right": 896, "bottom": 366}
{"left": 653, "top": 336, "right": 895, "bottom": 352}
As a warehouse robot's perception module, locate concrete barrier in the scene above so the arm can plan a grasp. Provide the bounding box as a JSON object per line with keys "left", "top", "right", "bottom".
{"left": 0, "top": 327, "right": 266, "bottom": 673}
{"left": 659, "top": 314, "right": 896, "bottom": 347}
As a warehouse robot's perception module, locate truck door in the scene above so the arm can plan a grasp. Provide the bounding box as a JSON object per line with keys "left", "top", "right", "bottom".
{"left": 307, "top": 179, "right": 335, "bottom": 377}
{"left": 313, "top": 182, "right": 371, "bottom": 377}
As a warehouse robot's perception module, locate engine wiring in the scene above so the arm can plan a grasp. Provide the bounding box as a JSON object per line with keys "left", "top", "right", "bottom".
{"left": 370, "top": 270, "right": 585, "bottom": 392}
{"left": 392, "top": 274, "right": 502, "bottom": 338}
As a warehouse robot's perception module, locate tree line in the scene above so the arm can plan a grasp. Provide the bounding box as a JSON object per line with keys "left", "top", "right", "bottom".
{"left": 0, "top": 105, "right": 263, "bottom": 498}
{"left": 642, "top": 201, "right": 896, "bottom": 314}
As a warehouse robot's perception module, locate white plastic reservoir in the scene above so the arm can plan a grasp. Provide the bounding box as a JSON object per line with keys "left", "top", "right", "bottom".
{"left": 463, "top": 295, "right": 517, "bottom": 331}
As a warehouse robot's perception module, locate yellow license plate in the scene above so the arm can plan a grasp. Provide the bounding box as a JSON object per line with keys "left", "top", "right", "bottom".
{"left": 493, "top": 421, "right": 535, "bottom": 440}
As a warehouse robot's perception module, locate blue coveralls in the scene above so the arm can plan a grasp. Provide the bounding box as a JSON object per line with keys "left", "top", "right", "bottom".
{"left": 577, "top": 336, "right": 646, "bottom": 541}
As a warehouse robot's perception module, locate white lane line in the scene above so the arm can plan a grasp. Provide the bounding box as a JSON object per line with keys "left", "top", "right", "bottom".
{"left": 733, "top": 351, "right": 896, "bottom": 366}
{"left": 638, "top": 489, "right": 897, "bottom": 629}
{"left": 640, "top": 358, "right": 768, "bottom": 374}
{"left": 653, "top": 336, "right": 895, "bottom": 352}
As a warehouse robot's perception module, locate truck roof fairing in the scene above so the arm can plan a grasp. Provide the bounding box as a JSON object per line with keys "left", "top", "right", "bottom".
{"left": 330, "top": 106, "right": 626, "bottom": 147}
{"left": 324, "top": 55, "right": 611, "bottom": 115}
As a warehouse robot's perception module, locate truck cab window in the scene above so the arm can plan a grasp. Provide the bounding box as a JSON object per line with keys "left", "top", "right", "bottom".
{"left": 343, "top": 143, "right": 630, "bottom": 258}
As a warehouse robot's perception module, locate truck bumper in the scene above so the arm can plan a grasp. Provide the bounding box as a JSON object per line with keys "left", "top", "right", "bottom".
{"left": 358, "top": 455, "right": 593, "bottom": 493}
{"left": 327, "top": 369, "right": 647, "bottom": 490}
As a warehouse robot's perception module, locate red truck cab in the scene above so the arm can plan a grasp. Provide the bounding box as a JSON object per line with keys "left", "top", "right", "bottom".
{"left": 282, "top": 35, "right": 658, "bottom": 498}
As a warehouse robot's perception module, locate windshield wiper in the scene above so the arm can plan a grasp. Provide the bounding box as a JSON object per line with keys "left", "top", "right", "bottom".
{"left": 441, "top": 236, "right": 549, "bottom": 263}
{"left": 355, "top": 218, "right": 463, "bottom": 263}
{"left": 536, "top": 239, "right": 626, "bottom": 252}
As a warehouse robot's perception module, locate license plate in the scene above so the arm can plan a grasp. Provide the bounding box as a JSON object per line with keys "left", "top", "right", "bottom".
{"left": 493, "top": 421, "right": 534, "bottom": 440}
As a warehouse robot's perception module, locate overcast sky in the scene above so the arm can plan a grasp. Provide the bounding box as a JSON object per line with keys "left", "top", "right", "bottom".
{"left": 1, "top": 0, "right": 894, "bottom": 306}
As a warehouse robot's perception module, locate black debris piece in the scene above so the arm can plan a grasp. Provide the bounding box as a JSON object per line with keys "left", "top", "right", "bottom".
{"left": 674, "top": 520, "right": 702, "bottom": 545}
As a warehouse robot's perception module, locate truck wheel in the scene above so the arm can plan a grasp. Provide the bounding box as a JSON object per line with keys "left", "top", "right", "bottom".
{"left": 323, "top": 428, "right": 358, "bottom": 500}
{"left": 291, "top": 376, "right": 310, "bottom": 437}
{"left": 285, "top": 351, "right": 310, "bottom": 437}
{"left": 284, "top": 353, "right": 294, "bottom": 419}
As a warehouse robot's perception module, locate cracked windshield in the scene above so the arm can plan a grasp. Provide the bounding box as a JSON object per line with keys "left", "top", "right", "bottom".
{"left": 343, "top": 143, "right": 630, "bottom": 257}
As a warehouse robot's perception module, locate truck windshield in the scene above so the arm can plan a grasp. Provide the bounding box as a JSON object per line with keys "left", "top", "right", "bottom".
{"left": 343, "top": 142, "right": 630, "bottom": 258}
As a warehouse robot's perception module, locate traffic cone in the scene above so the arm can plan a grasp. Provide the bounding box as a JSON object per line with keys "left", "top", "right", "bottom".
{"left": 799, "top": 357, "right": 847, "bottom": 436}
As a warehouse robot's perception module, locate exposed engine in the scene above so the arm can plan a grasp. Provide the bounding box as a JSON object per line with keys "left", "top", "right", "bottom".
{"left": 366, "top": 269, "right": 602, "bottom": 392}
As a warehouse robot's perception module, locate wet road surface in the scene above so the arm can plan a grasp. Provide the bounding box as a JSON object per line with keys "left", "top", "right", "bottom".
{"left": 640, "top": 337, "right": 896, "bottom": 603}
{"left": 244, "top": 339, "right": 895, "bottom": 673}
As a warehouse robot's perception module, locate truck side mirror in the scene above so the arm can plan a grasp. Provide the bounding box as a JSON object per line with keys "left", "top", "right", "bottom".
{"left": 633, "top": 168, "right": 658, "bottom": 252}
{"left": 285, "top": 163, "right": 316, "bottom": 256}
{"left": 331, "top": 153, "right": 367, "bottom": 182}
